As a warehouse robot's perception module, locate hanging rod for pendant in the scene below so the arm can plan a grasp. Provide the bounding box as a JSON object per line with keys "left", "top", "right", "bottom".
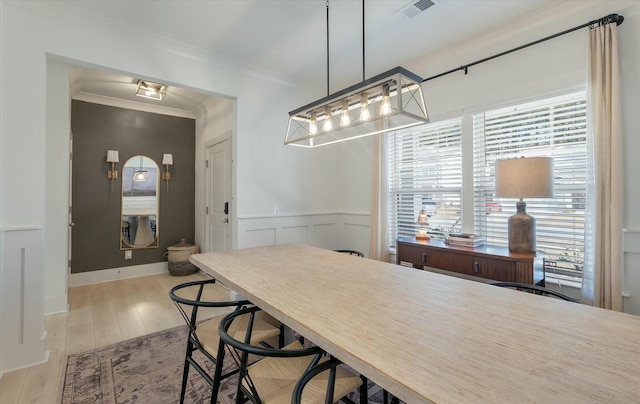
{"left": 362, "top": 0, "right": 365, "bottom": 82}
{"left": 326, "top": 0, "right": 330, "bottom": 96}
{"left": 422, "top": 13, "right": 624, "bottom": 83}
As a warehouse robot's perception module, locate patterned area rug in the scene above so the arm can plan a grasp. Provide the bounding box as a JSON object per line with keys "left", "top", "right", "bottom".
{"left": 61, "top": 326, "right": 236, "bottom": 404}
{"left": 61, "top": 325, "right": 398, "bottom": 403}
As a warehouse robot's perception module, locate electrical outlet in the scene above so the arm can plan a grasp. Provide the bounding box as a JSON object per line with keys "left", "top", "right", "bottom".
{"left": 125, "top": 250, "right": 132, "bottom": 259}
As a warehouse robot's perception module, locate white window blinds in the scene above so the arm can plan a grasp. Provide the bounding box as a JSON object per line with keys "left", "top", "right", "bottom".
{"left": 472, "top": 91, "right": 587, "bottom": 282}
{"left": 387, "top": 119, "right": 463, "bottom": 248}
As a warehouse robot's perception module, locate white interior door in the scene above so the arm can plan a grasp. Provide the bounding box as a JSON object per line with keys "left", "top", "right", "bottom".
{"left": 205, "top": 137, "right": 231, "bottom": 252}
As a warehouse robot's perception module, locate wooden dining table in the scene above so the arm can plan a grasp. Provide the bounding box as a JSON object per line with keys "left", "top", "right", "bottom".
{"left": 189, "top": 243, "right": 640, "bottom": 403}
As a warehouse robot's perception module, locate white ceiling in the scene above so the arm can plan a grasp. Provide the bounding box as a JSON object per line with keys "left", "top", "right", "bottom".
{"left": 61, "top": 0, "right": 559, "bottom": 115}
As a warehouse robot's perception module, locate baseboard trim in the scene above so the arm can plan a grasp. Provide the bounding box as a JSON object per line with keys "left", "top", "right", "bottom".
{"left": 69, "top": 262, "right": 168, "bottom": 287}
{"left": 44, "top": 294, "right": 69, "bottom": 315}
{"left": 0, "top": 350, "right": 50, "bottom": 381}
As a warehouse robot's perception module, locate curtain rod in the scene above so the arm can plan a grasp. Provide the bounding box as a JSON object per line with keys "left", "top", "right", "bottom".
{"left": 423, "top": 13, "right": 624, "bottom": 83}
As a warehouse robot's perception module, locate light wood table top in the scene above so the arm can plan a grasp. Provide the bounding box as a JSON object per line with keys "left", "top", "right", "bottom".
{"left": 190, "top": 243, "right": 640, "bottom": 403}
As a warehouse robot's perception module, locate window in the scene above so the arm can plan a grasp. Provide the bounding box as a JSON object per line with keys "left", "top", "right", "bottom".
{"left": 385, "top": 91, "right": 587, "bottom": 286}
{"left": 473, "top": 91, "right": 587, "bottom": 284}
{"left": 387, "top": 119, "right": 462, "bottom": 244}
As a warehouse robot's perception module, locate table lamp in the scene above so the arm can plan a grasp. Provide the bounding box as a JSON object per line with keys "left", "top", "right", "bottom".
{"left": 495, "top": 157, "right": 553, "bottom": 253}
{"left": 416, "top": 209, "right": 430, "bottom": 240}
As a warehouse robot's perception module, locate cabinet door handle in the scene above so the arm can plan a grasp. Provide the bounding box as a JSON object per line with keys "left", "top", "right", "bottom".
{"left": 473, "top": 261, "right": 480, "bottom": 273}
{"left": 421, "top": 253, "right": 427, "bottom": 265}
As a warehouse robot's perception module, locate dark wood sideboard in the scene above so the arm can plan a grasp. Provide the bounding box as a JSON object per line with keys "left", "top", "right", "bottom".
{"left": 396, "top": 237, "right": 545, "bottom": 285}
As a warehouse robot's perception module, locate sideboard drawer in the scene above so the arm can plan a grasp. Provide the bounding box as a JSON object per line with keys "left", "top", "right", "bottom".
{"left": 397, "top": 243, "right": 425, "bottom": 266}
{"left": 397, "top": 243, "right": 469, "bottom": 270}
{"left": 473, "top": 257, "right": 517, "bottom": 282}
{"left": 426, "top": 250, "right": 476, "bottom": 276}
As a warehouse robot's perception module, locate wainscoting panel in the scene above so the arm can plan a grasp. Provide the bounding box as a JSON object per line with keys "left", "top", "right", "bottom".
{"left": 311, "top": 223, "right": 337, "bottom": 250}
{"left": 1, "top": 228, "right": 48, "bottom": 375}
{"left": 242, "top": 227, "right": 277, "bottom": 249}
{"left": 623, "top": 229, "right": 640, "bottom": 315}
{"left": 342, "top": 215, "right": 371, "bottom": 257}
{"left": 237, "top": 213, "right": 371, "bottom": 254}
{"left": 280, "top": 225, "right": 309, "bottom": 245}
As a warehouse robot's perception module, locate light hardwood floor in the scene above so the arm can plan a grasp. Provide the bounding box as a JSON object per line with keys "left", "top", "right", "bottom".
{"left": 0, "top": 272, "right": 226, "bottom": 404}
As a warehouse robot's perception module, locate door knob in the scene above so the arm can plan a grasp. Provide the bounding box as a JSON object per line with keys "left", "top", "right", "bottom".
{"left": 69, "top": 222, "right": 75, "bottom": 227}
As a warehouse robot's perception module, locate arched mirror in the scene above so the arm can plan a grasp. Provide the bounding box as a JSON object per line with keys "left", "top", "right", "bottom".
{"left": 121, "top": 155, "right": 159, "bottom": 249}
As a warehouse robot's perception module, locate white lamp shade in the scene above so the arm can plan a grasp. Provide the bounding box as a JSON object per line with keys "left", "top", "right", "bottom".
{"left": 416, "top": 209, "right": 429, "bottom": 225}
{"left": 106, "top": 150, "right": 119, "bottom": 163}
{"left": 162, "top": 153, "right": 173, "bottom": 165}
{"left": 495, "top": 157, "right": 553, "bottom": 199}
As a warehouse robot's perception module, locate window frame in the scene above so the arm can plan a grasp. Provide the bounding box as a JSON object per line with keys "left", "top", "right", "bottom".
{"left": 385, "top": 91, "right": 587, "bottom": 286}
{"left": 386, "top": 118, "right": 463, "bottom": 248}
{"left": 472, "top": 91, "right": 587, "bottom": 285}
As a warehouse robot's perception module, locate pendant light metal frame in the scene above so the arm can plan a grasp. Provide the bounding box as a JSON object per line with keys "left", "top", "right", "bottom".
{"left": 285, "top": 67, "right": 428, "bottom": 147}
{"left": 135, "top": 80, "right": 167, "bottom": 101}
{"left": 284, "top": 1, "right": 429, "bottom": 148}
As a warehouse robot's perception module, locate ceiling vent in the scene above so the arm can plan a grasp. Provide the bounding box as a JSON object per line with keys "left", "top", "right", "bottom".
{"left": 395, "top": 0, "right": 438, "bottom": 20}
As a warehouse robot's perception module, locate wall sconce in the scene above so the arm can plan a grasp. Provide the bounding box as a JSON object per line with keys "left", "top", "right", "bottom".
{"left": 106, "top": 150, "right": 119, "bottom": 192}
{"left": 416, "top": 209, "right": 430, "bottom": 240}
{"left": 162, "top": 153, "right": 173, "bottom": 192}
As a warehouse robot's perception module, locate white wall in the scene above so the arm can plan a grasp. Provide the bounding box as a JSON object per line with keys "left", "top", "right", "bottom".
{"left": 337, "top": 137, "right": 375, "bottom": 214}
{"left": 0, "top": 228, "right": 47, "bottom": 375}
{"left": 0, "top": 1, "right": 335, "bottom": 374}
{"left": 194, "top": 98, "right": 236, "bottom": 251}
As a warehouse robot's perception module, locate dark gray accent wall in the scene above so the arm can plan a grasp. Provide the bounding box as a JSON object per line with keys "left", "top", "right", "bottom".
{"left": 71, "top": 100, "right": 195, "bottom": 273}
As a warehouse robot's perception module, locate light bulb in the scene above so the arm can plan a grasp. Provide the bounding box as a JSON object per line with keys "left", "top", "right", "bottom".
{"left": 133, "top": 171, "right": 148, "bottom": 181}
{"left": 360, "top": 93, "right": 370, "bottom": 121}
{"left": 380, "top": 85, "right": 391, "bottom": 115}
{"left": 323, "top": 106, "right": 333, "bottom": 131}
{"left": 310, "top": 112, "right": 318, "bottom": 134}
{"left": 340, "top": 100, "right": 351, "bottom": 126}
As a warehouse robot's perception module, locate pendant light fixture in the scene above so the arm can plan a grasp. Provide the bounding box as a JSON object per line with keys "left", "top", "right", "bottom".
{"left": 284, "top": 0, "right": 429, "bottom": 148}
{"left": 133, "top": 156, "right": 148, "bottom": 182}
{"left": 135, "top": 80, "right": 166, "bottom": 101}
